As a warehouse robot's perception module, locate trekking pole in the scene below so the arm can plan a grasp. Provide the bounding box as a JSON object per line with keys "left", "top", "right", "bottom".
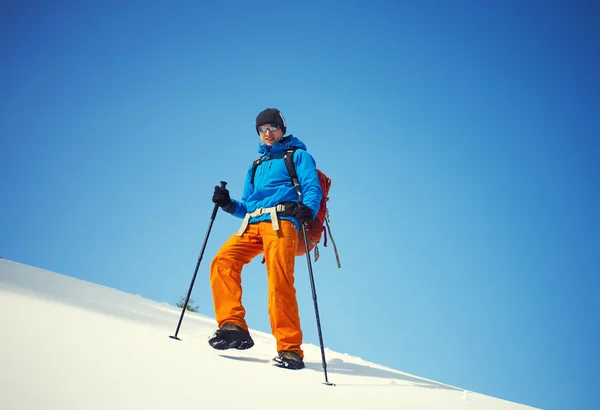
{"left": 170, "top": 181, "right": 227, "bottom": 341}
{"left": 301, "top": 224, "right": 335, "bottom": 386}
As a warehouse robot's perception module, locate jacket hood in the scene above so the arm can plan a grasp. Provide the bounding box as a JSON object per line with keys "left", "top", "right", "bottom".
{"left": 258, "top": 135, "right": 307, "bottom": 157}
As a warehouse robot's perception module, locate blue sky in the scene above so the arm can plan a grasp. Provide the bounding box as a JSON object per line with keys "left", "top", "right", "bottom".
{"left": 1, "top": 1, "right": 598, "bottom": 409}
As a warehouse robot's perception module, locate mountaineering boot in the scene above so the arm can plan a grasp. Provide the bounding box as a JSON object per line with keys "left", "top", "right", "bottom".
{"left": 273, "top": 350, "right": 305, "bottom": 370}
{"left": 208, "top": 322, "right": 254, "bottom": 350}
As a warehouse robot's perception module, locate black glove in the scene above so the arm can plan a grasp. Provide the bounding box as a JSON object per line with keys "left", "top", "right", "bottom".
{"left": 292, "top": 203, "right": 314, "bottom": 226}
{"left": 212, "top": 185, "right": 231, "bottom": 208}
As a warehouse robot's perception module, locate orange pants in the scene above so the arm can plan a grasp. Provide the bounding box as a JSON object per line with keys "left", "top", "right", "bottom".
{"left": 210, "top": 220, "right": 303, "bottom": 357}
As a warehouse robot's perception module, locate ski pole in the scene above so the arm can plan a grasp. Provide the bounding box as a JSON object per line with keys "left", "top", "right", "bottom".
{"left": 170, "top": 181, "right": 227, "bottom": 341}
{"left": 301, "top": 224, "right": 335, "bottom": 386}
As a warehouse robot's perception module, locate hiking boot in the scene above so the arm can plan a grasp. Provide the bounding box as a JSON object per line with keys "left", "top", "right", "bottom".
{"left": 208, "top": 322, "right": 254, "bottom": 350}
{"left": 273, "top": 350, "right": 305, "bottom": 370}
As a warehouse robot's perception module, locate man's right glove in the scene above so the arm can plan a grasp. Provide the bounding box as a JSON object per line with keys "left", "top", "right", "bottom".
{"left": 292, "top": 203, "right": 314, "bottom": 226}
{"left": 212, "top": 185, "right": 231, "bottom": 208}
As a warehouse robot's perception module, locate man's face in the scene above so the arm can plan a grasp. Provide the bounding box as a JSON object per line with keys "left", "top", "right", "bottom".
{"left": 258, "top": 124, "right": 284, "bottom": 146}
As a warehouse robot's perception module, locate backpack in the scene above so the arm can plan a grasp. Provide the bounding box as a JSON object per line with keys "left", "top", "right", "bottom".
{"left": 251, "top": 148, "right": 341, "bottom": 268}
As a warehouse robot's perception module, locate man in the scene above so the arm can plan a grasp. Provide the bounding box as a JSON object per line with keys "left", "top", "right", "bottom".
{"left": 209, "top": 108, "right": 322, "bottom": 370}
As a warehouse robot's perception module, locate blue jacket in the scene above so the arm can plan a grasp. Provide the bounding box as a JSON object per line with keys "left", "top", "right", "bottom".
{"left": 227, "top": 135, "right": 322, "bottom": 231}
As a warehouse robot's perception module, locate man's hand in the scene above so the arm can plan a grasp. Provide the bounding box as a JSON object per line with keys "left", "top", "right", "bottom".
{"left": 212, "top": 185, "right": 231, "bottom": 208}
{"left": 293, "top": 204, "right": 314, "bottom": 225}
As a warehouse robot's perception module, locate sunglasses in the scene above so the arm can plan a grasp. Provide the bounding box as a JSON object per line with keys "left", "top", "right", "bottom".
{"left": 258, "top": 125, "right": 279, "bottom": 133}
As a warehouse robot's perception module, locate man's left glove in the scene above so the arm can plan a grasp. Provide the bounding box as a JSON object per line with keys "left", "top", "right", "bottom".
{"left": 292, "top": 203, "right": 314, "bottom": 226}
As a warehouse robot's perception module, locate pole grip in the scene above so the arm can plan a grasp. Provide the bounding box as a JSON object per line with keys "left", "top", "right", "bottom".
{"left": 210, "top": 181, "right": 228, "bottom": 220}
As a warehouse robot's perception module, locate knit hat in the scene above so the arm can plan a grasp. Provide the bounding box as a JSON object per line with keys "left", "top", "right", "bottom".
{"left": 256, "top": 108, "right": 286, "bottom": 135}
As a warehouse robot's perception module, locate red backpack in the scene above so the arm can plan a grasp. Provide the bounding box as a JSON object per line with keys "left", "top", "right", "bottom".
{"left": 251, "top": 148, "right": 341, "bottom": 267}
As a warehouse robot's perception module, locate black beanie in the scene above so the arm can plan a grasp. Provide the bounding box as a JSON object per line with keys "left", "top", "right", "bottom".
{"left": 256, "top": 108, "right": 286, "bottom": 135}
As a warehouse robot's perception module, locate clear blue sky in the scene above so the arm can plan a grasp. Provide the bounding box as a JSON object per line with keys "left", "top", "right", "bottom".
{"left": 1, "top": 1, "right": 598, "bottom": 409}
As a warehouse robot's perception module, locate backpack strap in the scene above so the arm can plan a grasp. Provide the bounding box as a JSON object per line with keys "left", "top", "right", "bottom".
{"left": 250, "top": 148, "right": 301, "bottom": 200}
{"left": 283, "top": 149, "right": 302, "bottom": 202}
{"left": 250, "top": 157, "right": 262, "bottom": 186}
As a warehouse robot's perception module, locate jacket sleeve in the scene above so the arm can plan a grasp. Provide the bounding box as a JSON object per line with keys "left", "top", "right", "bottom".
{"left": 294, "top": 150, "right": 323, "bottom": 218}
{"left": 227, "top": 164, "right": 253, "bottom": 219}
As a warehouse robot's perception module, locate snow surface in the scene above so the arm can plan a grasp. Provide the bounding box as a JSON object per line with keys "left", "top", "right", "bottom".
{"left": 0, "top": 259, "right": 539, "bottom": 410}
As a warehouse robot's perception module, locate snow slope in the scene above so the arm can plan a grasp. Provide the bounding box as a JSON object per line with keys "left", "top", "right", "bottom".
{"left": 0, "top": 259, "right": 538, "bottom": 410}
